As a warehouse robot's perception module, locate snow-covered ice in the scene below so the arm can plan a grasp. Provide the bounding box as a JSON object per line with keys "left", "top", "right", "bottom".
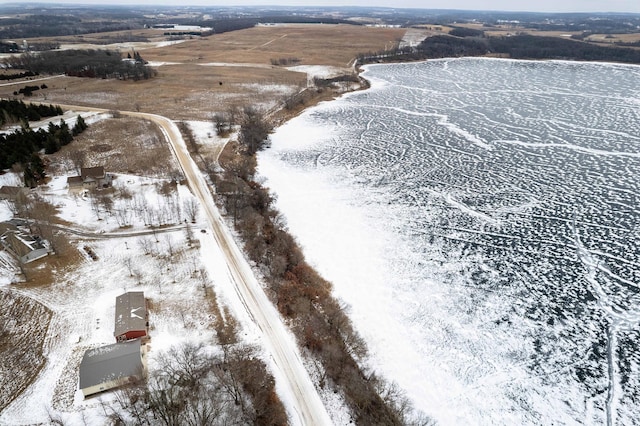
{"left": 259, "top": 58, "right": 640, "bottom": 425}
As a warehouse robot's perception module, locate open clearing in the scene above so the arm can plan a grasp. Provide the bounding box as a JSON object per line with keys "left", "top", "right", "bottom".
{"left": 4, "top": 24, "right": 406, "bottom": 120}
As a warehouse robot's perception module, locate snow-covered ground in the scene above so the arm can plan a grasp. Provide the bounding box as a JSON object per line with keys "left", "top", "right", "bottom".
{"left": 287, "top": 65, "right": 352, "bottom": 87}
{"left": 258, "top": 58, "right": 640, "bottom": 425}
{"left": 0, "top": 120, "right": 225, "bottom": 423}
{"left": 0, "top": 175, "right": 216, "bottom": 424}
{"left": 0, "top": 167, "right": 228, "bottom": 424}
{"left": 398, "top": 28, "right": 432, "bottom": 49}
{"left": 0, "top": 116, "right": 347, "bottom": 425}
{"left": 57, "top": 39, "right": 188, "bottom": 52}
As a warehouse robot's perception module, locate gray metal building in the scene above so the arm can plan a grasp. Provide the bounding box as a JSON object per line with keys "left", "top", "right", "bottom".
{"left": 78, "top": 339, "right": 146, "bottom": 397}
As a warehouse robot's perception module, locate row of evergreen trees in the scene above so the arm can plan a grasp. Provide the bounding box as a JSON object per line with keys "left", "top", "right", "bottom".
{"left": 0, "top": 71, "right": 39, "bottom": 81}
{"left": 0, "top": 100, "right": 63, "bottom": 126}
{"left": 5, "top": 49, "right": 156, "bottom": 81}
{"left": 0, "top": 114, "right": 88, "bottom": 187}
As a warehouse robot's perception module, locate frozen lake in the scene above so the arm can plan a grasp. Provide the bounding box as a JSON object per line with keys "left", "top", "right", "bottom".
{"left": 258, "top": 58, "right": 640, "bottom": 425}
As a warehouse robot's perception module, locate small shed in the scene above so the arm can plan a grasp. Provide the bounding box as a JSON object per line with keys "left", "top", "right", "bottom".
{"left": 66, "top": 175, "right": 84, "bottom": 190}
{"left": 114, "top": 291, "right": 148, "bottom": 342}
{"left": 79, "top": 339, "right": 146, "bottom": 397}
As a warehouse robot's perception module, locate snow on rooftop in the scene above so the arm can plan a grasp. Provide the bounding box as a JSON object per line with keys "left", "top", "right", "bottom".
{"left": 0, "top": 120, "right": 281, "bottom": 425}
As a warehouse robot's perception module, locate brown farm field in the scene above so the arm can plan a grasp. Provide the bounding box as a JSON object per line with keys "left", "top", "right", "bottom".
{"left": 140, "top": 24, "right": 405, "bottom": 66}
{"left": 8, "top": 24, "right": 406, "bottom": 121}
{"left": 0, "top": 290, "right": 52, "bottom": 412}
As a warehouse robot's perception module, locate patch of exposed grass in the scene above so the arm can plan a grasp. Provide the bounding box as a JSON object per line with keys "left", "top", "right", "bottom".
{"left": 54, "top": 116, "right": 180, "bottom": 178}
{"left": 0, "top": 290, "right": 52, "bottom": 412}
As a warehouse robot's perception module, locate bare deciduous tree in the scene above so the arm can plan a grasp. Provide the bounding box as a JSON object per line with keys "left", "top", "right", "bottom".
{"left": 116, "top": 182, "right": 132, "bottom": 200}
{"left": 89, "top": 190, "right": 102, "bottom": 220}
{"left": 115, "top": 206, "right": 132, "bottom": 228}
{"left": 98, "top": 192, "right": 113, "bottom": 216}
{"left": 183, "top": 197, "right": 199, "bottom": 223}
{"left": 124, "top": 257, "right": 133, "bottom": 277}
{"left": 185, "top": 223, "right": 194, "bottom": 246}
{"left": 112, "top": 342, "right": 281, "bottom": 426}
{"left": 67, "top": 149, "right": 85, "bottom": 175}
{"left": 177, "top": 121, "right": 199, "bottom": 154}
{"left": 132, "top": 269, "right": 143, "bottom": 286}
{"left": 137, "top": 236, "right": 153, "bottom": 255}
{"left": 163, "top": 234, "right": 174, "bottom": 258}
{"left": 238, "top": 107, "right": 272, "bottom": 156}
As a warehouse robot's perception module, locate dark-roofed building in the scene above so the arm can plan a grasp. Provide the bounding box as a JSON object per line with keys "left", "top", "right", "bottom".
{"left": 66, "top": 175, "right": 83, "bottom": 189}
{"left": 67, "top": 166, "right": 112, "bottom": 192}
{"left": 79, "top": 339, "right": 146, "bottom": 397}
{"left": 114, "top": 291, "right": 148, "bottom": 342}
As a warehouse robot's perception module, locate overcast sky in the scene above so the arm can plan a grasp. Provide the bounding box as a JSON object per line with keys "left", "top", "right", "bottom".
{"left": 6, "top": 0, "right": 640, "bottom": 13}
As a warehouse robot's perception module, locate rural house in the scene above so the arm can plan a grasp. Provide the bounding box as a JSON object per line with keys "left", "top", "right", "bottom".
{"left": 0, "top": 220, "right": 50, "bottom": 264}
{"left": 114, "top": 291, "right": 149, "bottom": 342}
{"left": 0, "top": 185, "right": 28, "bottom": 202}
{"left": 78, "top": 339, "right": 147, "bottom": 397}
{"left": 67, "top": 166, "right": 113, "bottom": 192}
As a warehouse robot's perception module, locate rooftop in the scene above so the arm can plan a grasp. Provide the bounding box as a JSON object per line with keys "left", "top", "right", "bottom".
{"left": 78, "top": 339, "right": 143, "bottom": 390}
{"left": 114, "top": 291, "right": 147, "bottom": 338}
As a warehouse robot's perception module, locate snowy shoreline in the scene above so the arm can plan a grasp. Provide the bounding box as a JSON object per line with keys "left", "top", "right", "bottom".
{"left": 258, "top": 57, "right": 640, "bottom": 424}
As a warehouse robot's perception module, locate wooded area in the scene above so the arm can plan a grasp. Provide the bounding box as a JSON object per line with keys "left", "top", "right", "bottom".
{"left": 0, "top": 103, "right": 87, "bottom": 187}
{"left": 0, "top": 100, "right": 61, "bottom": 125}
{"left": 0, "top": 13, "right": 145, "bottom": 39}
{"left": 111, "top": 321, "right": 288, "bottom": 425}
{"left": 488, "top": 34, "right": 640, "bottom": 62}
{"left": 4, "top": 50, "right": 156, "bottom": 80}
{"left": 360, "top": 32, "right": 640, "bottom": 64}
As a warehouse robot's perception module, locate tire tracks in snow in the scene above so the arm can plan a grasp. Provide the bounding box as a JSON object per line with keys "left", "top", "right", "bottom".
{"left": 51, "top": 104, "right": 332, "bottom": 425}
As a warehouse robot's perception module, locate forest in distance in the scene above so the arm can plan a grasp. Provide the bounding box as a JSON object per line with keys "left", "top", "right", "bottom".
{"left": 359, "top": 33, "right": 640, "bottom": 65}
{"left": 0, "top": 4, "right": 639, "bottom": 40}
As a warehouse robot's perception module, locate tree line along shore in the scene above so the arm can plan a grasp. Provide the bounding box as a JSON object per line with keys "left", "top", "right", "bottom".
{"left": 358, "top": 29, "right": 640, "bottom": 65}
{"left": 181, "top": 98, "right": 429, "bottom": 424}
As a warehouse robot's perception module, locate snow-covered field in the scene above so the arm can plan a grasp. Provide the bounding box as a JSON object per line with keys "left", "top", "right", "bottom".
{"left": 0, "top": 115, "right": 350, "bottom": 425}
{"left": 0, "top": 169, "right": 225, "bottom": 424}
{"left": 57, "top": 39, "right": 188, "bottom": 52}
{"left": 0, "top": 119, "right": 276, "bottom": 425}
{"left": 258, "top": 58, "right": 640, "bottom": 425}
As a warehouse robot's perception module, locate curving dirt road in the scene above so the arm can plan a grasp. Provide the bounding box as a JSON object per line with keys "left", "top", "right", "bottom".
{"left": 56, "top": 105, "right": 332, "bottom": 425}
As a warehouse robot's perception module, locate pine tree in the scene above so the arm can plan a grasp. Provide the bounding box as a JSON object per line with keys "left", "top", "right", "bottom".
{"left": 44, "top": 134, "right": 59, "bottom": 154}
{"left": 23, "top": 153, "right": 45, "bottom": 187}
{"left": 58, "top": 119, "right": 72, "bottom": 145}
{"left": 73, "top": 115, "right": 87, "bottom": 135}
